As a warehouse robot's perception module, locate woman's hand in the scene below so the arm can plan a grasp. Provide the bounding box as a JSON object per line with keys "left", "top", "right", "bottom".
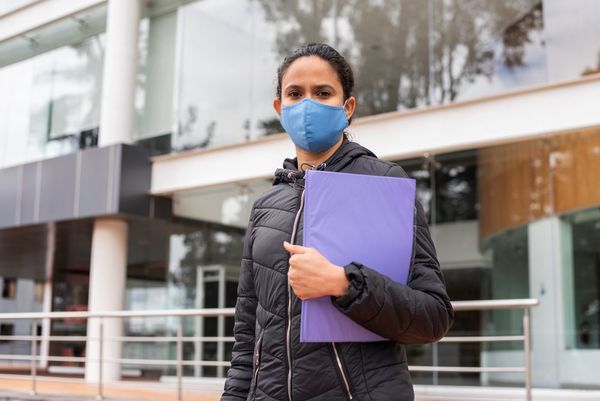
{"left": 283, "top": 241, "right": 349, "bottom": 300}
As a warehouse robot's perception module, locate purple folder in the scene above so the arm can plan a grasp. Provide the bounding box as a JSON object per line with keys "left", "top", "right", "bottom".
{"left": 301, "top": 169, "right": 416, "bottom": 342}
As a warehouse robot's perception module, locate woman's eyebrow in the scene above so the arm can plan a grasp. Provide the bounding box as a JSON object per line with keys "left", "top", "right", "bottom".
{"left": 284, "top": 84, "right": 303, "bottom": 91}
{"left": 284, "top": 84, "right": 336, "bottom": 91}
{"left": 313, "top": 84, "right": 335, "bottom": 91}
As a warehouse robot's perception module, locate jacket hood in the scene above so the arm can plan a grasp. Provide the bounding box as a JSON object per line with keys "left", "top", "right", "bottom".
{"left": 273, "top": 135, "right": 377, "bottom": 185}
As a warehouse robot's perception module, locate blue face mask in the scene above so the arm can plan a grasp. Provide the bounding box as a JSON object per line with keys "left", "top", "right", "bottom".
{"left": 280, "top": 98, "right": 349, "bottom": 153}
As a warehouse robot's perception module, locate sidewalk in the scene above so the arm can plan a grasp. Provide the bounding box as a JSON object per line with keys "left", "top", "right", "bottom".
{"left": 0, "top": 375, "right": 222, "bottom": 401}
{"left": 3, "top": 376, "right": 600, "bottom": 401}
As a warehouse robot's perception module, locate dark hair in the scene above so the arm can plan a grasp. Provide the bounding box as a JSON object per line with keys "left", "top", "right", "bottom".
{"left": 276, "top": 43, "right": 355, "bottom": 110}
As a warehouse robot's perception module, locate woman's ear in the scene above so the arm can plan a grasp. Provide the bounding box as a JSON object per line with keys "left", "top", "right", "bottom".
{"left": 273, "top": 97, "right": 282, "bottom": 117}
{"left": 344, "top": 96, "right": 356, "bottom": 121}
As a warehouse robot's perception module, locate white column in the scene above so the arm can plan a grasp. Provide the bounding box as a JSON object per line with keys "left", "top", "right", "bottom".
{"left": 98, "top": 0, "right": 144, "bottom": 146}
{"left": 85, "top": 218, "right": 128, "bottom": 383}
{"left": 88, "top": 0, "right": 142, "bottom": 381}
{"left": 528, "top": 217, "right": 563, "bottom": 387}
{"left": 39, "top": 222, "right": 56, "bottom": 369}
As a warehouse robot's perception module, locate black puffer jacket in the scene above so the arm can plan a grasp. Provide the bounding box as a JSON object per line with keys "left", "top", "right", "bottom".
{"left": 222, "top": 137, "right": 453, "bottom": 401}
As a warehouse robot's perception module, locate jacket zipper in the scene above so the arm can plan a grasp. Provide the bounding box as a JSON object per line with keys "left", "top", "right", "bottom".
{"left": 252, "top": 333, "right": 263, "bottom": 390}
{"left": 331, "top": 343, "right": 353, "bottom": 400}
{"left": 286, "top": 163, "right": 325, "bottom": 401}
{"left": 287, "top": 188, "right": 306, "bottom": 401}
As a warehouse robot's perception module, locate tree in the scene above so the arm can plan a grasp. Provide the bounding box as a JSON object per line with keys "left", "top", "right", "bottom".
{"left": 257, "top": 0, "right": 544, "bottom": 120}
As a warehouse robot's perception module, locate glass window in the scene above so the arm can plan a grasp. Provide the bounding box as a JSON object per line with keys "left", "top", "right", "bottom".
{"left": 174, "top": 0, "right": 293, "bottom": 151}
{"left": 34, "top": 280, "right": 44, "bottom": 303}
{"left": 173, "top": 180, "right": 273, "bottom": 228}
{"left": 136, "top": 12, "right": 177, "bottom": 140}
{"left": 0, "top": 34, "right": 105, "bottom": 169}
{"left": 396, "top": 157, "right": 433, "bottom": 223}
{"left": 482, "top": 226, "right": 529, "bottom": 353}
{"left": 1, "top": 278, "right": 17, "bottom": 299}
{"left": 0, "top": 323, "right": 15, "bottom": 343}
{"left": 43, "top": 37, "right": 104, "bottom": 143}
{"left": 544, "top": 0, "right": 600, "bottom": 80}
{"left": 396, "top": 147, "right": 531, "bottom": 385}
{"left": 434, "top": 151, "right": 478, "bottom": 223}
{"left": 124, "top": 216, "right": 245, "bottom": 378}
{"left": 175, "top": 0, "right": 548, "bottom": 151}
{"left": 563, "top": 207, "right": 600, "bottom": 349}
{"left": 428, "top": 0, "right": 545, "bottom": 104}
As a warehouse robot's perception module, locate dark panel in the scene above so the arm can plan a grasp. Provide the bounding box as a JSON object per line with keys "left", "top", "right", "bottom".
{"left": 0, "top": 224, "right": 47, "bottom": 280}
{"left": 78, "top": 146, "right": 112, "bottom": 217}
{"left": 20, "top": 163, "right": 39, "bottom": 225}
{"left": 0, "top": 166, "right": 19, "bottom": 228}
{"left": 0, "top": 143, "right": 156, "bottom": 231}
{"left": 39, "top": 154, "right": 77, "bottom": 221}
{"left": 118, "top": 145, "right": 151, "bottom": 216}
{"left": 150, "top": 196, "right": 173, "bottom": 220}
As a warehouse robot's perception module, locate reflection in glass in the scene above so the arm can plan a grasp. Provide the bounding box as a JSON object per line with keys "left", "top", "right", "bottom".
{"left": 0, "top": 35, "right": 104, "bottom": 169}
{"left": 396, "top": 148, "right": 531, "bottom": 385}
{"left": 434, "top": 151, "right": 478, "bottom": 223}
{"left": 481, "top": 227, "right": 529, "bottom": 352}
{"left": 136, "top": 12, "right": 177, "bottom": 140}
{"left": 124, "top": 218, "right": 244, "bottom": 378}
{"left": 563, "top": 208, "right": 600, "bottom": 350}
{"left": 175, "top": 0, "right": 549, "bottom": 151}
{"left": 544, "top": 0, "right": 600, "bottom": 80}
{"left": 396, "top": 157, "right": 433, "bottom": 223}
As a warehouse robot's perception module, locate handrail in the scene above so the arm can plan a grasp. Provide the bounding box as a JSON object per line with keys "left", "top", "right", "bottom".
{"left": 451, "top": 298, "right": 539, "bottom": 311}
{"left": 0, "top": 298, "right": 539, "bottom": 319}
{"left": 409, "top": 298, "right": 537, "bottom": 401}
{"left": 0, "top": 299, "right": 538, "bottom": 401}
{"left": 0, "top": 307, "right": 236, "bottom": 320}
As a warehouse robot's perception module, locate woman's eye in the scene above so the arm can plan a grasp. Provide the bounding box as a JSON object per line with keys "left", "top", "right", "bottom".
{"left": 317, "top": 91, "right": 331, "bottom": 97}
{"left": 288, "top": 91, "right": 301, "bottom": 98}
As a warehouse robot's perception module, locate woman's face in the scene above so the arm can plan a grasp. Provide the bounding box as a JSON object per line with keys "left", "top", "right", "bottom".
{"left": 273, "top": 56, "right": 355, "bottom": 120}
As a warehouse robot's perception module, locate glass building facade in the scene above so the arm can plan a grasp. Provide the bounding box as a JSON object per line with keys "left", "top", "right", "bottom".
{"left": 2, "top": 0, "right": 600, "bottom": 162}
{"left": 0, "top": 0, "right": 599, "bottom": 392}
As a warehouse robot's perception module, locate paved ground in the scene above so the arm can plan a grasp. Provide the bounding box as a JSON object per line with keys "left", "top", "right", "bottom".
{"left": 0, "top": 392, "right": 92, "bottom": 401}
{"left": 3, "top": 376, "right": 600, "bottom": 401}
{"left": 0, "top": 375, "right": 222, "bottom": 401}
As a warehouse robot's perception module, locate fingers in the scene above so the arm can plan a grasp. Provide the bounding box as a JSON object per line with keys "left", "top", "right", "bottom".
{"left": 283, "top": 241, "right": 308, "bottom": 255}
{"left": 288, "top": 254, "right": 300, "bottom": 267}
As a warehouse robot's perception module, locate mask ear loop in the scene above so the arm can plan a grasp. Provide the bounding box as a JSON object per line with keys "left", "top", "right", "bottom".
{"left": 341, "top": 98, "right": 353, "bottom": 142}
{"left": 342, "top": 98, "right": 353, "bottom": 123}
{"left": 300, "top": 162, "right": 327, "bottom": 171}
{"left": 300, "top": 162, "right": 315, "bottom": 170}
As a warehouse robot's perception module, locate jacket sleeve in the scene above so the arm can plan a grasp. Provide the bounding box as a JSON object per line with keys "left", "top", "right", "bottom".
{"left": 331, "top": 164, "right": 454, "bottom": 344}
{"left": 221, "top": 213, "right": 257, "bottom": 401}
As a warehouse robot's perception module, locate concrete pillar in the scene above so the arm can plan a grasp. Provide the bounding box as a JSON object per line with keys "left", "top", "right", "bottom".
{"left": 40, "top": 222, "right": 56, "bottom": 369}
{"left": 98, "top": 0, "right": 144, "bottom": 146}
{"left": 528, "top": 217, "right": 564, "bottom": 387}
{"left": 85, "top": 218, "right": 128, "bottom": 383}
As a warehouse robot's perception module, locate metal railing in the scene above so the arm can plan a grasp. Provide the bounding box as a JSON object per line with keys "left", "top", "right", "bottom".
{"left": 408, "top": 298, "right": 538, "bottom": 401}
{"left": 0, "top": 299, "right": 538, "bottom": 401}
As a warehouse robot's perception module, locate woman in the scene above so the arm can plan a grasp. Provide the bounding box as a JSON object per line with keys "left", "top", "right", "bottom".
{"left": 221, "top": 43, "right": 453, "bottom": 401}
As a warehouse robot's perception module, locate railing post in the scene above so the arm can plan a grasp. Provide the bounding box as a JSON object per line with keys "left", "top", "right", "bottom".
{"left": 523, "top": 308, "right": 532, "bottom": 401}
{"left": 30, "top": 321, "right": 37, "bottom": 396}
{"left": 177, "top": 317, "right": 184, "bottom": 401}
{"left": 432, "top": 342, "right": 439, "bottom": 386}
{"left": 97, "top": 317, "right": 104, "bottom": 401}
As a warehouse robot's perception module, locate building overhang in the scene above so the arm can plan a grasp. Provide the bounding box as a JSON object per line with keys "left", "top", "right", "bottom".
{"left": 151, "top": 74, "right": 600, "bottom": 196}
{"left": 0, "top": 144, "right": 167, "bottom": 230}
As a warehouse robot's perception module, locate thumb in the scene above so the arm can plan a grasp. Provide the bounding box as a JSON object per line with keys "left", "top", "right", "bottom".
{"left": 283, "top": 241, "right": 306, "bottom": 255}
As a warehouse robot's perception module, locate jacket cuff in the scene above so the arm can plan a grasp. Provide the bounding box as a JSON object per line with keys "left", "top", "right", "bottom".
{"left": 332, "top": 262, "right": 365, "bottom": 309}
